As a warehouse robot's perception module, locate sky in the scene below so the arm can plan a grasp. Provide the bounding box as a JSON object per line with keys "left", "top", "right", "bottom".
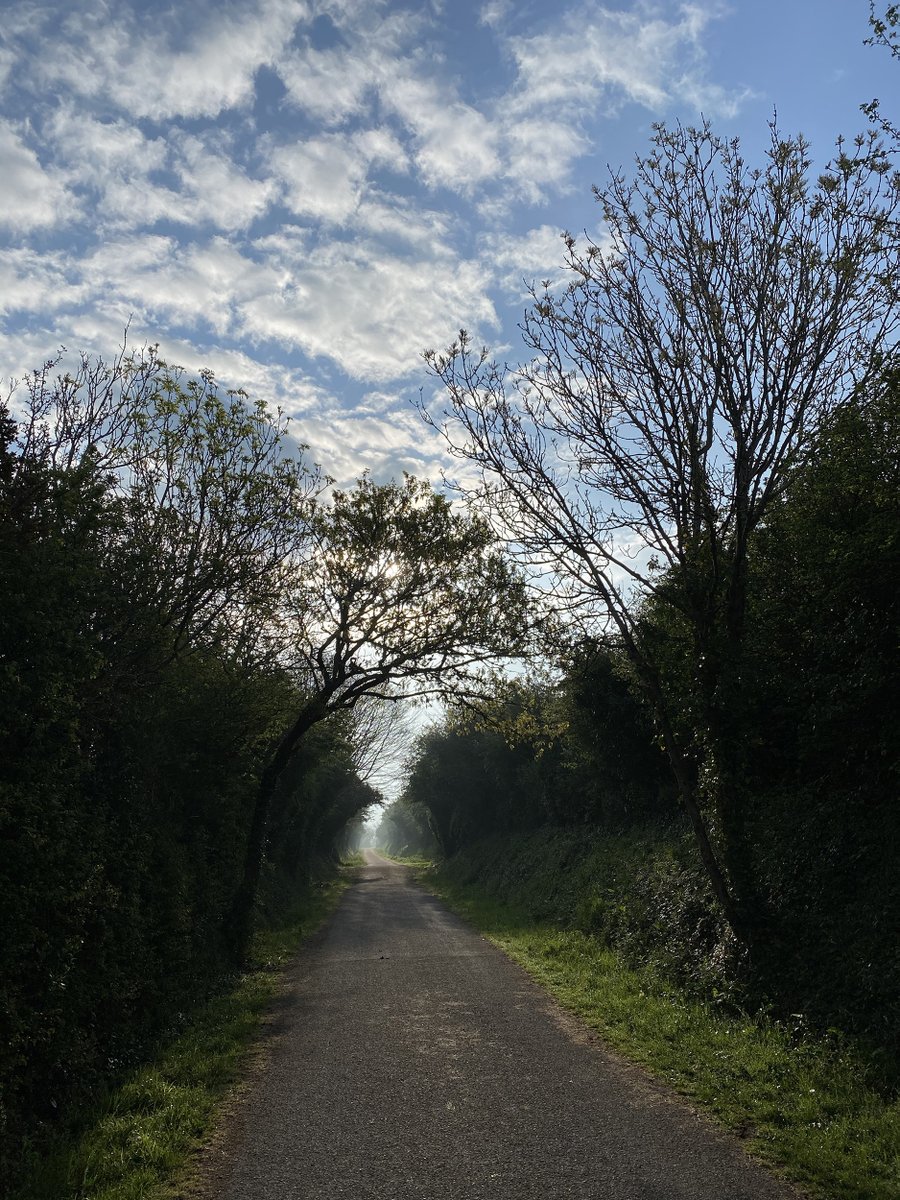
{"left": 0, "top": 0, "right": 894, "bottom": 487}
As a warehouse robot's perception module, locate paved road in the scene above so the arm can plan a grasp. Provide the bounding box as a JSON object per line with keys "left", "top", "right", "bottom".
{"left": 200, "top": 850, "right": 798, "bottom": 1199}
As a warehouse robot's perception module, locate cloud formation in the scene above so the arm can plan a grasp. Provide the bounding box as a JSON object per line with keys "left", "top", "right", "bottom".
{"left": 0, "top": 0, "right": 750, "bottom": 480}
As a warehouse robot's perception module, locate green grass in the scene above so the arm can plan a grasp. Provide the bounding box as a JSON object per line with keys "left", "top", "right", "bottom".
{"left": 376, "top": 850, "right": 435, "bottom": 867}
{"left": 12, "top": 875, "right": 350, "bottom": 1200}
{"left": 339, "top": 850, "right": 366, "bottom": 867}
{"left": 424, "top": 870, "right": 900, "bottom": 1200}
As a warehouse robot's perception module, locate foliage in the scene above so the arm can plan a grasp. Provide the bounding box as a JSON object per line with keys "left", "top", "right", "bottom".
{"left": 401, "top": 709, "right": 549, "bottom": 854}
{"left": 863, "top": 3, "right": 900, "bottom": 147}
{"left": 375, "top": 797, "right": 438, "bottom": 859}
{"left": 8, "top": 875, "right": 349, "bottom": 1200}
{"left": 394, "top": 646, "right": 671, "bottom": 854}
{"left": 737, "top": 369, "right": 900, "bottom": 1042}
{"left": 556, "top": 642, "right": 672, "bottom": 825}
{"left": 0, "top": 352, "right": 372, "bottom": 1191}
{"left": 291, "top": 473, "right": 529, "bottom": 705}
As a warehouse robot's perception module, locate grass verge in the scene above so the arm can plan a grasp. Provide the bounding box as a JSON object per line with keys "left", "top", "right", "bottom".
{"left": 377, "top": 851, "right": 434, "bottom": 867}
{"left": 11, "top": 873, "right": 350, "bottom": 1200}
{"left": 339, "top": 851, "right": 366, "bottom": 867}
{"left": 424, "top": 869, "right": 900, "bottom": 1200}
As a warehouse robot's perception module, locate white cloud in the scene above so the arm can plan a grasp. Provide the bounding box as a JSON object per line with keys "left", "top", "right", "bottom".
{"left": 49, "top": 109, "right": 168, "bottom": 177}
{"left": 673, "top": 75, "right": 756, "bottom": 120}
{"left": 504, "top": 3, "right": 743, "bottom": 121}
{"left": 0, "top": 45, "right": 16, "bottom": 91}
{"left": 239, "top": 237, "right": 499, "bottom": 381}
{"left": 276, "top": 6, "right": 422, "bottom": 124}
{"left": 0, "top": 121, "right": 73, "bottom": 232}
{"left": 277, "top": 7, "right": 501, "bottom": 197}
{"left": 0, "top": 247, "right": 84, "bottom": 315}
{"left": 4, "top": 221, "right": 497, "bottom": 385}
{"left": 114, "top": 238, "right": 279, "bottom": 336}
{"left": 37, "top": 0, "right": 308, "bottom": 121}
{"left": 353, "top": 127, "right": 408, "bottom": 173}
{"left": 44, "top": 108, "right": 179, "bottom": 227}
{"left": 174, "top": 134, "right": 276, "bottom": 231}
{"left": 287, "top": 400, "right": 449, "bottom": 486}
{"left": 277, "top": 42, "right": 374, "bottom": 126}
{"left": 500, "top": 116, "right": 589, "bottom": 202}
{"left": 42, "top": 109, "right": 275, "bottom": 233}
{"left": 482, "top": 224, "right": 569, "bottom": 291}
{"left": 479, "top": 0, "right": 512, "bottom": 29}
{"left": 385, "top": 76, "right": 500, "bottom": 194}
{"left": 270, "top": 127, "right": 408, "bottom": 226}
{"left": 355, "top": 197, "right": 453, "bottom": 252}
{"left": 273, "top": 134, "right": 374, "bottom": 223}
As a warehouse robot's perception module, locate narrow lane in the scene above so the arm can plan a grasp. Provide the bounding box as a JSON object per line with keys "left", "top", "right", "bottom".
{"left": 202, "top": 850, "right": 798, "bottom": 1199}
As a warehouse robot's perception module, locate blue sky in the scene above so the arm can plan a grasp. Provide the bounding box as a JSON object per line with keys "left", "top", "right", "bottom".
{"left": 0, "top": 0, "right": 894, "bottom": 485}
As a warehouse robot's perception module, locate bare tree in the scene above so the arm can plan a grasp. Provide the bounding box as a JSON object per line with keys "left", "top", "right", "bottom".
{"left": 348, "top": 692, "right": 417, "bottom": 798}
{"left": 864, "top": 3, "right": 900, "bottom": 148}
{"left": 425, "top": 121, "right": 900, "bottom": 949}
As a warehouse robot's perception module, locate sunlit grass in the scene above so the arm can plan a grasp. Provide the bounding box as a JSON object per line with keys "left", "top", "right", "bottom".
{"left": 339, "top": 850, "right": 366, "bottom": 867}
{"left": 377, "top": 851, "right": 435, "bottom": 867}
{"left": 12, "top": 876, "right": 349, "bottom": 1200}
{"left": 426, "top": 872, "right": 900, "bottom": 1200}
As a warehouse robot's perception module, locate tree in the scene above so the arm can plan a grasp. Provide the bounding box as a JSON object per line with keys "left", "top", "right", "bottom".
{"left": 739, "top": 364, "right": 900, "bottom": 1027}
{"left": 425, "top": 121, "right": 900, "bottom": 949}
{"left": 559, "top": 640, "right": 672, "bottom": 826}
{"left": 0, "top": 350, "right": 320, "bottom": 1184}
{"left": 375, "top": 796, "right": 437, "bottom": 858}
{"left": 9, "top": 343, "right": 320, "bottom": 674}
{"left": 229, "top": 473, "right": 529, "bottom": 962}
{"left": 864, "top": 3, "right": 900, "bottom": 148}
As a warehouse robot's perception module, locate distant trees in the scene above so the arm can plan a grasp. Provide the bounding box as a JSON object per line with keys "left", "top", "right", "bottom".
{"left": 375, "top": 795, "right": 438, "bottom": 859}
{"left": 230, "top": 473, "right": 530, "bottom": 963}
{"left": 392, "top": 652, "right": 671, "bottom": 858}
{"left": 426, "top": 121, "right": 900, "bottom": 950}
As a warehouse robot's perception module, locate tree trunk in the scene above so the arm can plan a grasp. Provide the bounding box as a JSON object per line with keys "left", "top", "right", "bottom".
{"left": 228, "top": 696, "right": 328, "bottom": 967}
{"left": 657, "top": 732, "right": 755, "bottom": 948}
{"left": 696, "top": 600, "right": 770, "bottom": 955}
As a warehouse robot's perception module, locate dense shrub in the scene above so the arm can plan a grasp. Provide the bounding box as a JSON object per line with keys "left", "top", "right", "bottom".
{"left": 0, "top": 369, "right": 371, "bottom": 1189}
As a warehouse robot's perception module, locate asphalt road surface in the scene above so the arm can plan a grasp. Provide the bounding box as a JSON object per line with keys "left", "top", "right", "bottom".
{"left": 200, "top": 850, "right": 798, "bottom": 1199}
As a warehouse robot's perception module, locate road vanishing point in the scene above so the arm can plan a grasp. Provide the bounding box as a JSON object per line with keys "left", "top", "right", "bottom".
{"left": 198, "top": 850, "right": 799, "bottom": 1200}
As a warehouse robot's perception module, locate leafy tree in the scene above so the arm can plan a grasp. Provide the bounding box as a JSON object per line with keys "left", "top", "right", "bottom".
{"left": 11, "top": 344, "right": 320, "bottom": 674}
{"left": 737, "top": 366, "right": 900, "bottom": 1030}
{"left": 0, "top": 350, "right": 319, "bottom": 1185}
{"left": 375, "top": 797, "right": 437, "bottom": 858}
{"left": 426, "top": 121, "right": 900, "bottom": 949}
{"left": 559, "top": 641, "right": 672, "bottom": 826}
{"left": 230, "top": 473, "right": 530, "bottom": 962}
